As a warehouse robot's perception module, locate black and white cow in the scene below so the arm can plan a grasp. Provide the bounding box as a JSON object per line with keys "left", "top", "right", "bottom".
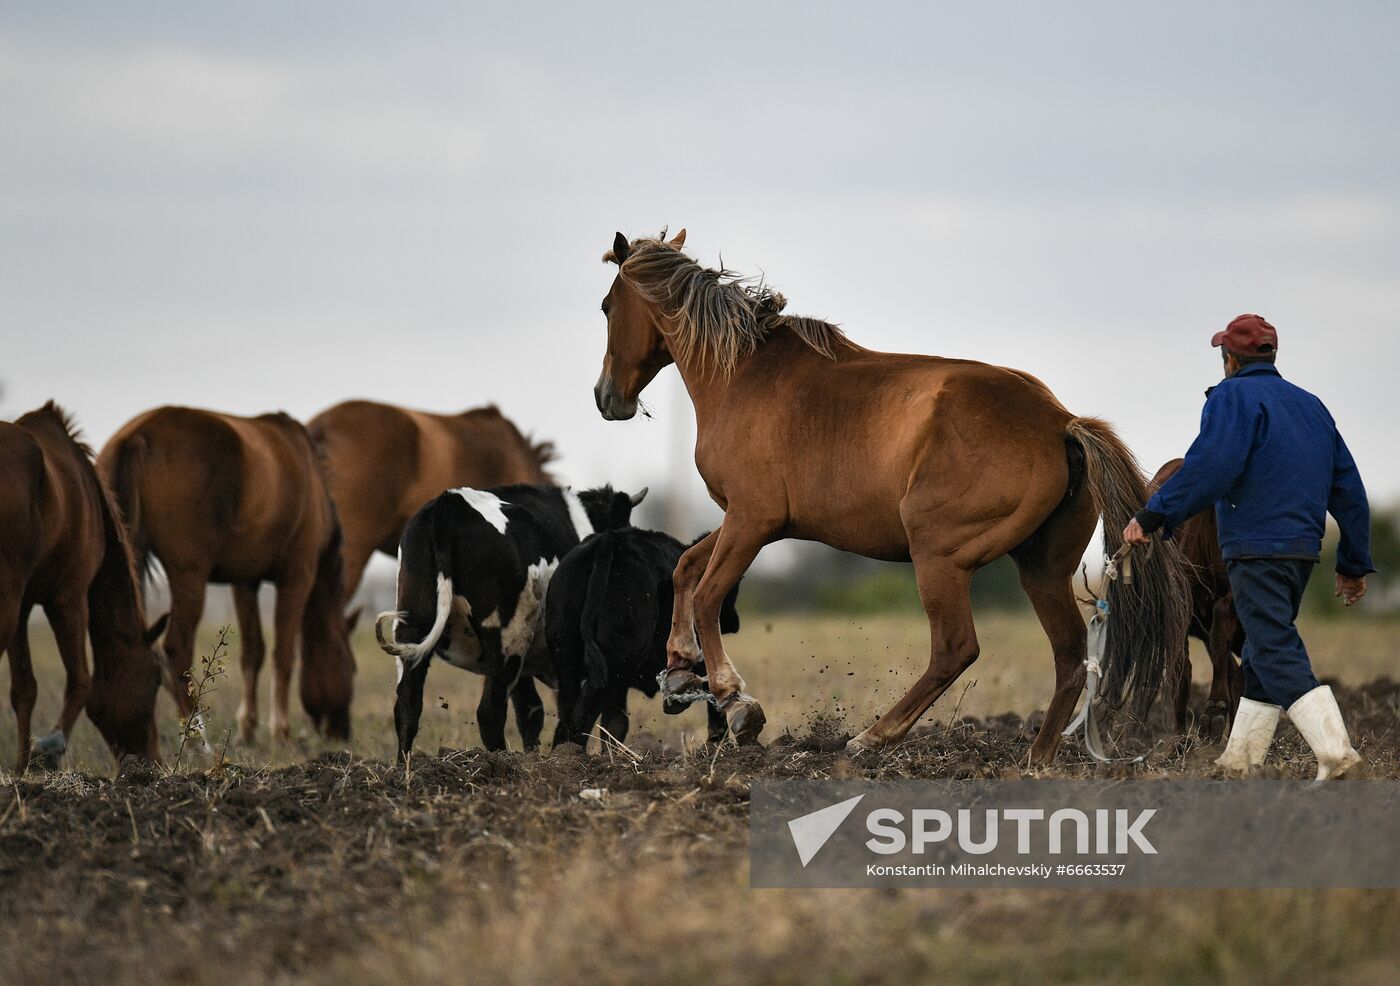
{"left": 375, "top": 483, "right": 645, "bottom": 758}
{"left": 546, "top": 529, "right": 741, "bottom": 749}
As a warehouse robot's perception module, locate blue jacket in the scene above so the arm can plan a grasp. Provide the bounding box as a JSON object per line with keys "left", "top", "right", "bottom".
{"left": 1137, "top": 364, "right": 1374, "bottom": 576}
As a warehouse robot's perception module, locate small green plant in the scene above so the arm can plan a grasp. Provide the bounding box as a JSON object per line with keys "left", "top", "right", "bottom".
{"left": 173, "top": 625, "right": 233, "bottom": 769}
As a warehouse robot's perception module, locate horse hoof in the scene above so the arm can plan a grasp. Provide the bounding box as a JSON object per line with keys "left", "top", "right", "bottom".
{"left": 660, "top": 669, "right": 709, "bottom": 715}
{"left": 32, "top": 731, "right": 67, "bottom": 768}
{"left": 1202, "top": 704, "right": 1230, "bottom": 742}
{"left": 32, "top": 731, "right": 67, "bottom": 758}
{"left": 845, "top": 730, "right": 882, "bottom": 756}
{"left": 725, "top": 696, "right": 766, "bottom": 745}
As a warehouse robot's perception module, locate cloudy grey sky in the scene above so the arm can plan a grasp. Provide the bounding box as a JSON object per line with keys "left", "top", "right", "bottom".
{"left": 4, "top": 2, "right": 1399, "bottom": 548}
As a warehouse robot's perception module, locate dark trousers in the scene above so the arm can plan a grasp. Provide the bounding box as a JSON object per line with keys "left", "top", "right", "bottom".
{"left": 1226, "top": 558, "right": 1321, "bottom": 709}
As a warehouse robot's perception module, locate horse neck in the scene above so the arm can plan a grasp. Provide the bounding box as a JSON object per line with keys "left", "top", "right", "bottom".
{"left": 666, "top": 319, "right": 817, "bottom": 430}
{"left": 301, "top": 535, "right": 345, "bottom": 645}
{"left": 86, "top": 548, "right": 147, "bottom": 669}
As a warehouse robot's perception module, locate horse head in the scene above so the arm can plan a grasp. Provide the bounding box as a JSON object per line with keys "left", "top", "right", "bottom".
{"left": 594, "top": 228, "right": 687, "bottom": 420}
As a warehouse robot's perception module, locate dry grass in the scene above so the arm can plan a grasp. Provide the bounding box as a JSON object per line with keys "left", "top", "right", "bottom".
{"left": 1, "top": 610, "right": 1399, "bottom": 985}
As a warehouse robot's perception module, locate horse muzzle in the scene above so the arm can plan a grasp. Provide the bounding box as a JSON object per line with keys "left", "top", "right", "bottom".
{"left": 594, "top": 373, "right": 637, "bottom": 421}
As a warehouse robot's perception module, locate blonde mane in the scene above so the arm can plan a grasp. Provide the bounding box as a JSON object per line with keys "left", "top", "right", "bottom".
{"left": 608, "top": 234, "right": 847, "bottom": 377}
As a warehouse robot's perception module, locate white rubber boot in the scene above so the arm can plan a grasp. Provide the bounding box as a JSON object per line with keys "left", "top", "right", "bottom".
{"left": 1214, "top": 697, "right": 1280, "bottom": 772}
{"left": 1287, "top": 685, "right": 1362, "bottom": 782}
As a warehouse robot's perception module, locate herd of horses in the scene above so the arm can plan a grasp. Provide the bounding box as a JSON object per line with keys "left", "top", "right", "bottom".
{"left": 1, "top": 228, "right": 1244, "bottom": 773}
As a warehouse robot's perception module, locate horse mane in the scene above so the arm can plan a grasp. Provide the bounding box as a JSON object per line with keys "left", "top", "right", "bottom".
{"left": 19, "top": 400, "right": 96, "bottom": 458}
{"left": 609, "top": 234, "right": 848, "bottom": 377}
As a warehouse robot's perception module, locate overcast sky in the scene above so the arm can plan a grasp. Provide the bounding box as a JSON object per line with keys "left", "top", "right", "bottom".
{"left": 4, "top": 2, "right": 1399, "bottom": 552}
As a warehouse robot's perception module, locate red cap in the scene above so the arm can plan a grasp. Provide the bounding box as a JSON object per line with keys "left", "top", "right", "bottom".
{"left": 1212, "top": 313, "right": 1278, "bottom": 355}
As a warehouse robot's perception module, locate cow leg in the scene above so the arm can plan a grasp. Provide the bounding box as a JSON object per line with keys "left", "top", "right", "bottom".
{"left": 552, "top": 666, "right": 585, "bottom": 748}
{"left": 268, "top": 573, "right": 313, "bottom": 743}
{"left": 599, "top": 684, "right": 629, "bottom": 745}
{"left": 688, "top": 521, "right": 772, "bottom": 744}
{"left": 393, "top": 654, "right": 431, "bottom": 762}
{"left": 663, "top": 529, "right": 720, "bottom": 689}
{"left": 476, "top": 656, "right": 521, "bottom": 752}
{"left": 35, "top": 593, "right": 92, "bottom": 766}
{"left": 232, "top": 582, "right": 265, "bottom": 744}
{"left": 1203, "top": 598, "right": 1240, "bottom": 740}
{"left": 5, "top": 603, "right": 36, "bottom": 774}
{"left": 510, "top": 675, "right": 545, "bottom": 751}
{"left": 704, "top": 702, "right": 728, "bottom": 744}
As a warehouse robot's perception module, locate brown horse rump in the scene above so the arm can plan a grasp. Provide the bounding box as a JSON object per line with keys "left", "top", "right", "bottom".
{"left": 308, "top": 399, "right": 556, "bottom": 600}
{"left": 99, "top": 405, "right": 354, "bottom": 742}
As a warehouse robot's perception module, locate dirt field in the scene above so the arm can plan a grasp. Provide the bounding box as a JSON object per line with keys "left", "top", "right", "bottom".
{"left": 3, "top": 612, "right": 1400, "bottom": 985}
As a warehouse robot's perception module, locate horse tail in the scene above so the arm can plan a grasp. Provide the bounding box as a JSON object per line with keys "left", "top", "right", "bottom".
{"left": 1065, "top": 417, "right": 1192, "bottom": 720}
{"left": 579, "top": 536, "right": 616, "bottom": 704}
{"left": 105, "top": 434, "right": 153, "bottom": 583}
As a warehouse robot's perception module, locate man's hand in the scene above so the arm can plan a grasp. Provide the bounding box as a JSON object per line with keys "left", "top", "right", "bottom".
{"left": 1335, "top": 573, "right": 1368, "bottom": 607}
{"left": 1122, "top": 518, "right": 1152, "bottom": 547}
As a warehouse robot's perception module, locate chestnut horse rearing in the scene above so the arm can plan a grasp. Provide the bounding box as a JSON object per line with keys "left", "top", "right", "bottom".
{"left": 1, "top": 402, "right": 165, "bottom": 773}
{"left": 99, "top": 407, "right": 355, "bottom": 742}
{"left": 594, "top": 230, "right": 1192, "bottom": 762}
{"left": 308, "top": 400, "right": 556, "bottom": 601}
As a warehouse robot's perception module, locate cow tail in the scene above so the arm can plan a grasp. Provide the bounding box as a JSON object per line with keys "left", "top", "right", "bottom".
{"left": 374, "top": 506, "right": 454, "bottom": 668}
{"left": 579, "top": 536, "right": 616, "bottom": 704}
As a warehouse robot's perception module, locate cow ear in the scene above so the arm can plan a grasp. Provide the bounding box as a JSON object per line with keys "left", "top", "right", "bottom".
{"left": 629, "top": 486, "right": 649, "bottom": 507}
{"left": 145, "top": 612, "right": 170, "bottom": 646}
{"left": 345, "top": 605, "right": 363, "bottom": 634}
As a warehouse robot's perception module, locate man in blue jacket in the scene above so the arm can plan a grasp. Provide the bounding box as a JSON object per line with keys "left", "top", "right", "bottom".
{"left": 1123, "top": 314, "right": 1373, "bottom": 780}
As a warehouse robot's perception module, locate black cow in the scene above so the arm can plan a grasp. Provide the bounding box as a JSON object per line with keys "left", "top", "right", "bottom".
{"left": 375, "top": 483, "right": 645, "bottom": 758}
{"left": 546, "top": 528, "right": 741, "bottom": 749}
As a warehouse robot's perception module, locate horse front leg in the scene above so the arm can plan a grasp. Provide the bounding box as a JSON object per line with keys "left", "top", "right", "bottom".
{"left": 36, "top": 593, "right": 92, "bottom": 768}
{"left": 660, "top": 528, "right": 719, "bottom": 711}
{"left": 5, "top": 603, "right": 36, "bottom": 774}
{"left": 688, "top": 521, "right": 771, "bottom": 744}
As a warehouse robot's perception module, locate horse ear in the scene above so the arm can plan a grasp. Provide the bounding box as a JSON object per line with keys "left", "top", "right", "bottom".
{"left": 345, "top": 605, "right": 363, "bottom": 634}
{"left": 145, "top": 612, "right": 170, "bottom": 645}
{"left": 668, "top": 228, "right": 686, "bottom": 248}
{"left": 608, "top": 231, "right": 630, "bottom": 265}
{"left": 629, "top": 486, "right": 649, "bottom": 507}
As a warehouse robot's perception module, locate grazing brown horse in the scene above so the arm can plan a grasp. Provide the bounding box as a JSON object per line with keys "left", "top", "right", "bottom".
{"left": 593, "top": 230, "right": 1191, "bottom": 761}
{"left": 308, "top": 400, "right": 556, "bottom": 601}
{"left": 99, "top": 407, "right": 355, "bottom": 743}
{"left": 1150, "top": 458, "right": 1245, "bottom": 738}
{"left": 1, "top": 402, "right": 166, "bottom": 772}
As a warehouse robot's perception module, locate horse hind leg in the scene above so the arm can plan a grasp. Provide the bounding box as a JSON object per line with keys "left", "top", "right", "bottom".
{"left": 1202, "top": 598, "right": 1241, "bottom": 740}
{"left": 269, "top": 575, "right": 313, "bottom": 743}
{"left": 1018, "top": 571, "right": 1090, "bottom": 765}
{"left": 1012, "top": 488, "right": 1098, "bottom": 766}
{"left": 848, "top": 555, "right": 978, "bottom": 754}
{"left": 232, "top": 582, "right": 265, "bottom": 744}
{"left": 160, "top": 568, "right": 208, "bottom": 718}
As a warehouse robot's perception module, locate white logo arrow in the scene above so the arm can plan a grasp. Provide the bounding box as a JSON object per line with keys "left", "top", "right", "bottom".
{"left": 787, "top": 794, "right": 865, "bottom": 867}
